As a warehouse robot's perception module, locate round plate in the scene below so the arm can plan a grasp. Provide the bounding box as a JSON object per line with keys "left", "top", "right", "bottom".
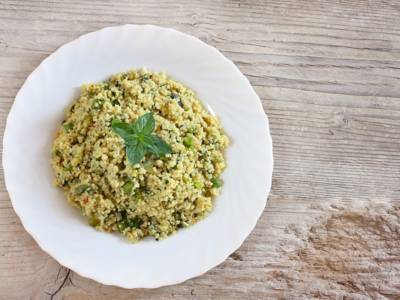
{"left": 3, "top": 25, "right": 273, "bottom": 288}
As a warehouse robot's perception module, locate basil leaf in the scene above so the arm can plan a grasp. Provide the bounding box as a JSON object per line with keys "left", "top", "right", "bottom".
{"left": 147, "top": 135, "right": 172, "bottom": 156}
{"left": 124, "top": 134, "right": 140, "bottom": 146}
{"left": 133, "top": 112, "right": 155, "bottom": 135}
{"left": 126, "top": 143, "right": 146, "bottom": 165}
{"left": 111, "top": 113, "right": 172, "bottom": 165}
{"left": 111, "top": 119, "right": 135, "bottom": 140}
{"left": 140, "top": 134, "right": 153, "bottom": 145}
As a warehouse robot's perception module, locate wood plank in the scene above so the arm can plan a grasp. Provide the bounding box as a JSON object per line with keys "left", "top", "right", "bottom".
{"left": 0, "top": 0, "right": 399, "bottom": 299}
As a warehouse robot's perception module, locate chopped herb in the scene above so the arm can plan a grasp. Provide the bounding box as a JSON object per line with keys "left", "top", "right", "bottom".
{"left": 134, "top": 194, "right": 143, "bottom": 203}
{"left": 118, "top": 216, "right": 143, "bottom": 231}
{"left": 187, "top": 126, "right": 196, "bottom": 134}
{"left": 71, "top": 178, "right": 80, "bottom": 184}
{"left": 74, "top": 184, "right": 90, "bottom": 195}
{"left": 173, "top": 212, "right": 181, "bottom": 220}
{"left": 63, "top": 122, "right": 74, "bottom": 132}
{"left": 112, "top": 99, "right": 120, "bottom": 106}
{"left": 117, "top": 222, "right": 127, "bottom": 232}
{"left": 52, "top": 149, "right": 61, "bottom": 157}
{"left": 111, "top": 113, "right": 172, "bottom": 165}
{"left": 127, "top": 217, "right": 143, "bottom": 228}
{"left": 92, "top": 98, "right": 104, "bottom": 109}
{"left": 61, "top": 180, "right": 69, "bottom": 187}
{"left": 63, "top": 165, "right": 73, "bottom": 172}
{"left": 211, "top": 178, "right": 222, "bottom": 188}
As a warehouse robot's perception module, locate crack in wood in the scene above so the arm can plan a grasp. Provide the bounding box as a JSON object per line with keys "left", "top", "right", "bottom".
{"left": 47, "top": 268, "right": 71, "bottom": 300}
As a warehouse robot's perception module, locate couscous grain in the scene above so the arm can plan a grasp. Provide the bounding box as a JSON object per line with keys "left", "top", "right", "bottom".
{"left": 51, "top": 69, "right": 229, "bottom": 242}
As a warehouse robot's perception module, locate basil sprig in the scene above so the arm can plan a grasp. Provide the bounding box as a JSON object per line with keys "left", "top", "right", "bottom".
{"left": 111, "top": 113, "right": 172, "bottom": 165}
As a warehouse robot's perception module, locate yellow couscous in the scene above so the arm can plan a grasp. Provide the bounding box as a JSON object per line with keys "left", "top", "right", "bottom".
{"left": 51, "top": 69, "right": 229, "bottom": 242}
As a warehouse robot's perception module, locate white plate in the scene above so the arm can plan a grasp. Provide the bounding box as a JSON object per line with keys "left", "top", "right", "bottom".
{"left": 3, "top": 25, "right": 273, "bottom": 288}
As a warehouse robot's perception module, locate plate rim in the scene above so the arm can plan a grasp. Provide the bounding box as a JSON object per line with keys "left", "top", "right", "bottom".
{"left": 2, "top": 24, "right": 274, "bottom": 288}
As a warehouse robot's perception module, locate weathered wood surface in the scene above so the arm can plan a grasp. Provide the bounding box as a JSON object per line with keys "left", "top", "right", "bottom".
{"left": 1, "top": 0, "right": 400, "bottom": 299}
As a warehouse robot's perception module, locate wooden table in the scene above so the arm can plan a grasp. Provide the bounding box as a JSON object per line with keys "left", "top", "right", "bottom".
{"left": 1, "top": 1, "right": 399, "bottom": 299}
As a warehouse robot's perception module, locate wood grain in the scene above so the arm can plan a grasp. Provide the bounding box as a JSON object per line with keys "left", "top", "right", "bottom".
{"left": 1, "top": 0, "right": 400, "bottom": 299}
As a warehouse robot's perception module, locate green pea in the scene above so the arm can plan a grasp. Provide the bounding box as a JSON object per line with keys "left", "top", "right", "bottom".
{"left": 211, "top": 178, "right": 222, "bottom": 188}
{"left": 194, "top": 181, "right": 203, "bottom": 189}
{"left": 183, "top": 136, "right": 193, "bottom": 148}
{"left": 122, "top": 181, "right": 133, "bottom": 195}
{"left": 88, "top": 215, "right": 100, "bottom": 227}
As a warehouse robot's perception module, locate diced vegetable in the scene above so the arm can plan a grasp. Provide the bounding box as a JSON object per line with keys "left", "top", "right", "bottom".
{"left": 63, "top": 122, "right": 74, "bottom": 132}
